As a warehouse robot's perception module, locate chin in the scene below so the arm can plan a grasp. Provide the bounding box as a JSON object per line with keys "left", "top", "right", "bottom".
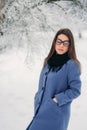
{"left": 57, "top": 51, "right": 65, "bottom": 55}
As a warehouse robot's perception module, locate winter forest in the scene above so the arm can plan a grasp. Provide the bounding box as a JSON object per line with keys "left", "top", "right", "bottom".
{"left": 0, "top": 0, "right": 87, "bottom": 130}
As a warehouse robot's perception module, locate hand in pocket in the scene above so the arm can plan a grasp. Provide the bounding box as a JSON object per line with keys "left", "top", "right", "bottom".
{"left": 52, "top": 97, "right": 58, "bottom": 103}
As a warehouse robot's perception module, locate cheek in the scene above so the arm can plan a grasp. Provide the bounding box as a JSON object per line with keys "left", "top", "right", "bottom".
{"left": 65, "top": 47, "right": 69, "bottom": 51}
{"left": 64, "top": 47, "right": 69, "bottom": 52}
{"left": 55, "top": 44, "right": 58, "bottom": 49}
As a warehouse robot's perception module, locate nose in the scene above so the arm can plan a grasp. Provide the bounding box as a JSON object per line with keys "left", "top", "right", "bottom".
{"left": 60, "top": 43, "right": 64, "bottom": 47}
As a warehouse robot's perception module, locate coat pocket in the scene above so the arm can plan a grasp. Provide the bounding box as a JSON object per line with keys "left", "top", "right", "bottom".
{"left": 47, "top": 97, "right": 63, "bottom": 115}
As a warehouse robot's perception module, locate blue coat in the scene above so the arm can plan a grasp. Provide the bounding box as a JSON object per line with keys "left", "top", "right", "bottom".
{"left": 26, "top": 59, "right": 81, "bottom": 130}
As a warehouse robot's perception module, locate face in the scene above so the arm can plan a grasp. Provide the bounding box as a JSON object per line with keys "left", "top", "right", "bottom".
{"left": 55, "top": 34, "right": 69, "bottom": 55}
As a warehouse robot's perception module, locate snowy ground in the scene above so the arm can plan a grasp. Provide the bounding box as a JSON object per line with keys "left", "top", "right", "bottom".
{"left": 0, "top": 0, "right": 87, "bottom": 130}
{"left": 0, "top": 34, "right": 87, "bottom": 130}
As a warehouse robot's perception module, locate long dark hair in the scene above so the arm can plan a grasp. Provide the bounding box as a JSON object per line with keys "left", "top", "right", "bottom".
{"left": 42, "top": 28, "right": 81, "bottom": 71}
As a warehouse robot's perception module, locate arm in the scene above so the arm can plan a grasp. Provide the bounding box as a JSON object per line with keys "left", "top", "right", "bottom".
{"left": 55, "top": 61, "right": 81, "bottom": 106}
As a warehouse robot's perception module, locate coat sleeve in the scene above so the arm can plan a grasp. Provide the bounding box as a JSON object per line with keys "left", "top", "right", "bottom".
{"left": 55, "top": 61, "right": 81, "bottom": 106}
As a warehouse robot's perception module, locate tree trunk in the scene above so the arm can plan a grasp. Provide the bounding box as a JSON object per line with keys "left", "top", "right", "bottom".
{"left": 0, "top": 0, "right": 6, "bottom": 10}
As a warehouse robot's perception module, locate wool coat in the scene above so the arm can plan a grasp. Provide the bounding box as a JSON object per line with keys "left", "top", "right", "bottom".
{"left": 26, "top": 59, "right": 81, "bottom": 130}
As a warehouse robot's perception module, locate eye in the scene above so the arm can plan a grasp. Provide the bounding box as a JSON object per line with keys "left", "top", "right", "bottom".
{"left": 56, "top": 39, "right": 62, "bottom": 43}
{"left": 63, "top": 42, "right": 69, "bottom": 46}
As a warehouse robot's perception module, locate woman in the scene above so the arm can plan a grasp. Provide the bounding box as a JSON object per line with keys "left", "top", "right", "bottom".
{"left": 26, "top": 28, "right": 81, "bottom": 130}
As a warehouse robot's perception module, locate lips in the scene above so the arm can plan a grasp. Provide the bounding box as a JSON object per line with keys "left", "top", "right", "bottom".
{"left": 58, "top": 49, "right": 64, "bottom": 51}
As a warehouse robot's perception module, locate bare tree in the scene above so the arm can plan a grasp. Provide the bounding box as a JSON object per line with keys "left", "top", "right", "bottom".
{"left": 47, "top": 0, "right": 60, "bottom": 3}
{"left": 0, "top": 0, "right": 6, "bottom": 10}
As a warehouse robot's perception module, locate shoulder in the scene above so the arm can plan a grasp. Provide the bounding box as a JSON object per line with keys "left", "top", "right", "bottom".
{"left": 67, "top": 59, "right": 81, "bottom": 75}
{"left": 67, "top": 59, "right": 79, "bottom": 67}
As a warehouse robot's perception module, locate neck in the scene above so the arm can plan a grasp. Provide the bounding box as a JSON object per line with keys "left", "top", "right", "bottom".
{"left": 47, "top": 51, "right": 70, "bottom": 71}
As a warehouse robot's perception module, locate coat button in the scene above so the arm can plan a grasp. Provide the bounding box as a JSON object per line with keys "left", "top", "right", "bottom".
{"left": 42, "top": 87, "right": 45, "bottom": 90}
{"left": 45, "top": 72, "right": 48, "bottom": 75}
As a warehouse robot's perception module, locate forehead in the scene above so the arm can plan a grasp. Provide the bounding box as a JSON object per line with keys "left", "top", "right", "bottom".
{"left": 57, "top": 34, "right": 69, "bottom": 41}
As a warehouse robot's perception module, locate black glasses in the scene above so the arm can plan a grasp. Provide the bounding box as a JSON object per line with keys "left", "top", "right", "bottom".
{"left": 56, "top": 39, "right": 70, "bottom": 47}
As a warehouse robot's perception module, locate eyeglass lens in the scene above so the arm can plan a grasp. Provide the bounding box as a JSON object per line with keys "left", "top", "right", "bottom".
{"left": 56, "top": 39, "right": 70, "bottom": 46}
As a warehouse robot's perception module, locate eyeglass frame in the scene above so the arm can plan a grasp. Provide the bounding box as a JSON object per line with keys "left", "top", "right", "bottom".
{"left": 56, "top": 38, "right": 70, "bottom": 47}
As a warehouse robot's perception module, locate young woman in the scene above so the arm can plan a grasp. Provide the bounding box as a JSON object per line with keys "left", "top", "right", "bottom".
{"left": 26, "top": 28, "right": 81, "bottom": 130}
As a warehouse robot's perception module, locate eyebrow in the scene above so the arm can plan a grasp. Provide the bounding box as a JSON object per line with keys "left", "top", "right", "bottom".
{"left": 57, "top": 38, "right": 69, "bottom": 42}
